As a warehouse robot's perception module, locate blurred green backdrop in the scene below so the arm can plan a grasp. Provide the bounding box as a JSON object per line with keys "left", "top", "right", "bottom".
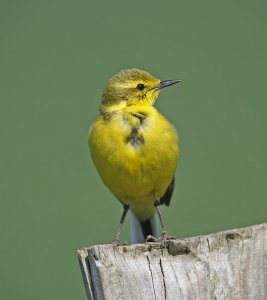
{"left": 1, "top": 0, "right": 267, "bottom": 299}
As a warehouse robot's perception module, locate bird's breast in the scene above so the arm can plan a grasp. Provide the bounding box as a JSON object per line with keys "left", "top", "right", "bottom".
{"left": 89, "top": 107, "right": 179, "bottom": 205}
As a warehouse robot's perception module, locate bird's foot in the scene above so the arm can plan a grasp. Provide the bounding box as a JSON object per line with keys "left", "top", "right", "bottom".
{"left": 157, "top": 231, "right": 177, "bottom": 248}
{"left": 146, "top": 231, "right": 177, "bottom": 244}
{"left": 160, "top": 231, "right": 177, "bottom": 241}
{"left": 110, "top": 238, "right": 121, "bottom": 246}
{"left": 110, "top": 238, "right": 128, "bottom": 246}
{"left": 146, "top": 235, "right": 158, "bottom": 243}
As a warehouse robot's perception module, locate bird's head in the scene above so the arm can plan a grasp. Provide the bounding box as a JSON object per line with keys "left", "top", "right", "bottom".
{"left": 101, "top": 69, "right": 181, "bottom": 112}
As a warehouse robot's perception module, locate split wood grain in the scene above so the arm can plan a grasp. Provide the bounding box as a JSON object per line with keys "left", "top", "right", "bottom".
{"left": 78, "top": 223, "right": 267, "bottom": 300}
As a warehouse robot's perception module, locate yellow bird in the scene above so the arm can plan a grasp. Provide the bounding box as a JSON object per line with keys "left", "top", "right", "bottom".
{"left": 89, "top": 69, "right": 180, "bottom": 244}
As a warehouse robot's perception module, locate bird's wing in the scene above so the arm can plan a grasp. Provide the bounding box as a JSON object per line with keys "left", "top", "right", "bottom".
{"left": 158, "top": 177, "right": 175, "bottom": 206}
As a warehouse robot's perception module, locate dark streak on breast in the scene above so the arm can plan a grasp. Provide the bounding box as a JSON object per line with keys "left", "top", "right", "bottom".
{"left": 131, "top": 112, "right": 147, "bottom": 124}
{"left": 125, "top": 127, "right": 145, "bottom": 147}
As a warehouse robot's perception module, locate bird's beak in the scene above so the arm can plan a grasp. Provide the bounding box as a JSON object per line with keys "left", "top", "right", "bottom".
{"left": 153, "top": 79, "right": 181, "bottom": 90}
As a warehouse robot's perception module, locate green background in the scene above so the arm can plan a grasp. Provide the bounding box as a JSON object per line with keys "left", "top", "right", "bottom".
{"left": 1, "top": 0, "right": 267, "bottom": 299}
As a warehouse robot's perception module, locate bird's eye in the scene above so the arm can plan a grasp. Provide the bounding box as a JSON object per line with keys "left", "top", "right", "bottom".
{"left": 136, "top": 83, "right": 145, "bottom": 91}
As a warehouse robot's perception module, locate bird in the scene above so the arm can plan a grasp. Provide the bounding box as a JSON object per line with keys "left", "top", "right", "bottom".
{"left": 88, "top": 68, "right": 180, "bottom": 244}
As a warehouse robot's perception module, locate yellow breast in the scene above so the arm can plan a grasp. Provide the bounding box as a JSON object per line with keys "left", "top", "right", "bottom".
{"left": 89, "top": 106, "right": 179, "bottom": 220}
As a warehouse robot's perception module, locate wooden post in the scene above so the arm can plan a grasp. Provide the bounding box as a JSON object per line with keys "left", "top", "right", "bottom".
{"left": 78, "top": 223, "right": 267, "bottom": 300}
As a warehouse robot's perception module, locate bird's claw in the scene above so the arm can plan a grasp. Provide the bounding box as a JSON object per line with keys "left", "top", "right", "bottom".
{"left": 110, "top": 238, "right": 121, "bottom": 246}
{"left": 157, "top": 231, "right": 177, "bottom": 248}
{"left": 110, "top": 238, "right": 128, "bottom": 246}
{"left": 146, "top": 231, "right": 177, "bottom": 245}
{"left": 146, "top": 235, "right": 158, "bottom": 242}
{"left": 160, "top": 231, "right": 177, "bottom": 241}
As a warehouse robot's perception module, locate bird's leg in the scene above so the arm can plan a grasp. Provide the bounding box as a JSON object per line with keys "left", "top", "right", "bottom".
{"left": 154, "top": 200, "right": 167, "bottom": 237}
{"left": 111, "top": 204, "right": 129, "bottom": 245}
{"left": 154, "top": 200, "right": 176, "bottom": 241}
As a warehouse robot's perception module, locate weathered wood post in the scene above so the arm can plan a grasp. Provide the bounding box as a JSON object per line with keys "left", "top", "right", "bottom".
{"left": 78, "top": 223, "right": 267, "bottom": 300}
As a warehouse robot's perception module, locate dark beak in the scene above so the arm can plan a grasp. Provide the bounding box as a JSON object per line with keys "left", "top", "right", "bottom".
{"left": 153, "top": 79, "right": 181, "bottom": 90}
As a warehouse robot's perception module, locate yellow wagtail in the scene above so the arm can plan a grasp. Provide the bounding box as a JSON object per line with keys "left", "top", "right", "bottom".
{"left": 89, "top": 69, "right": 180, "bottom": 244}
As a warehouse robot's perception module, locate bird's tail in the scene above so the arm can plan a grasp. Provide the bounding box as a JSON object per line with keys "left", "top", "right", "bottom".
{"left": 130, "top": 212, "right": 159, "bottom": 244}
